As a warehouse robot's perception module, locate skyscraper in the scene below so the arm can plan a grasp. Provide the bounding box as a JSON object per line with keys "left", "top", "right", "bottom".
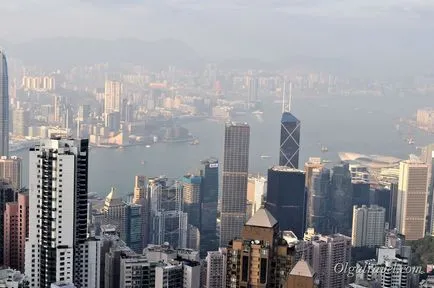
{"left": 279, "top": 82, "right": 300, "bottom": 168}
{"left": 104, "top": 80, "right": 122, "bottom": 115}
{"left": 148, "top": 177, "right": 188, "bottom": 249}
{"left": 265, "top": 166, "right": 307, "bottom": 239}
{"left": 3, "top": 192, "right": 28, "bottom": 272}
{"left": 0, "top": 181, "right": 16, "bottom": 266}
{"left": 133, "top": 175, "right": 146, "bottom": 204}
{"left": 351, "top": 205, "right": 386, "bottom": 248}
{"left": 205, "top": 248, "right": 227, "bottom": 288}
{"left": 306, "top": 165, "right": 330, "bottom": 234}
{"left": 199, "top": 158, "right": 219, "bottom": 253}
{"left": 182, "top": 175, "right": 202, "bottom": 232}
{"left": 25, "top": 137, "right": 99, "bottom": 287}
{"left": 397, "top": 160, "right": 428, "bottom": 240}
{"left": 246, "top": 76, "right": 259, "bottom": 106}
{"left": 330, "top": 163, "right": 353, "bottom": 235}
{"left": 0, "top": 156, "right": 22, "bottom": 190}
{"left": 220, "top": 122, "right": 250, "bottom": 246}
{"left": 0, "top": 50, "right": 9, "bottom": 157}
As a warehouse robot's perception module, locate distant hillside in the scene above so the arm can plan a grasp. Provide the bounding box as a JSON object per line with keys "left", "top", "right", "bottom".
{"left": 2, "top": 37, "right": 201, "bottom": 69}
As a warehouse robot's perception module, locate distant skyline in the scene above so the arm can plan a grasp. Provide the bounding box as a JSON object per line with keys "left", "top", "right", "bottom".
{"left": 1, "top": 0, "right": 434, "bottom": 71}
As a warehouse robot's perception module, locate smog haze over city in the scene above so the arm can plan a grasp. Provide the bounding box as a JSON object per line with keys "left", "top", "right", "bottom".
{"left": 1, "top": 0, "right": 434, "bottom": 287}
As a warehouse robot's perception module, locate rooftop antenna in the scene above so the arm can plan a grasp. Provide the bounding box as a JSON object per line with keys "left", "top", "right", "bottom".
{"left": 288, "top": 81, "right": 293, "bottom": 113}
{"left": 282, "top": 81, "right": 286, "bottom": 113}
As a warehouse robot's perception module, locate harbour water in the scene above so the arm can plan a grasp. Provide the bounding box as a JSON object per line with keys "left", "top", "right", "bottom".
{"left": 15, "top": 94, "right": 433, "bottom": 197}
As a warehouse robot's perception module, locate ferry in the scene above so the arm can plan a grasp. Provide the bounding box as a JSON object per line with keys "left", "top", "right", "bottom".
{"left": 408, "top": 138, "right": 415, "bottom": 145}
{"left": 252, "top": 110, "right": 263, "bottom": 115}
{"left": 260, "top": 155, "right": 271, "bottom": 159}
{"left": 141, "top": 160, "right": 146, "bottom": 165}
{"left": 145, "top": 145, "right": 151, "bottom": 148}
{"left": 190, "top": 139, "right": 199, "bottom": 145}
{"left": 321, "top": 146, "right": 328, "bottom": 152}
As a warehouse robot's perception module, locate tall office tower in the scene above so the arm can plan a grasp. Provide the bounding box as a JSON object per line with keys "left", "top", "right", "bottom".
{"left": 122, "top": 203, "right": 144, "bottom": 253}
{"left": 12, "top": 108, "right": 29, "bottom": 137}
{"left": 25, "top": 137, "right": 100, "bottom": 288}
{"left": 306, "top": 165, "right": 330, "bottom": 234}
{"left": 3, "top": 192, "right": 28, "bottom": 272}
{"left": 133, "top": 175, "right": 146, "bottom": 204}
{"left": 0, "top": 181, "right": 16, "bottom": 266}
{"left": 246, "top": 175, "right": 267, "bottom": 216}
{"left": 304, "top": 157, "right": 323, "bottom": 188}
{"left": 104, "top": 240, "right": 133, "bottom": 288}
{"left": 220, "top": 122, "right": 250, "bottom": 247}
{"left": 0, "top": 50, "right": 9, "bottom": 157}
{"left": 226, "top": 208, "right": 302, "bottom": 287}
{"left": 182, "top": 174, "right": 202, "bottom": 233}
{"left": 371, "top": 186, "right": 394, "bottom": 226}
{"left": 311, "top": 234, "right": 352, "bottom": 288}
{"left": 0, "top": 156, "right": 22, "bottom": 189}
{"left": 53, "top": 95, "right": 62, "bottom": 123}
{"left": 351, "top": 205, "right": 386, "bottom": 248}
{"left": 102, "top": 187, "right": 125, "bottom": 234}
{"left": 199, "top": 158, "right": 219, "bottom": 253}
{"left": 279, "top": 81, "right": 300, "bottom": 169}
{"left": 330, "top": 163, "right": 353, "bottom": 235}
{"left": 205, "top": 248, "right": 227, "bottom": 288}
{"left": 265, "top": 166, "right": 307, "bottom": 239}
{"left": 351, "top": 180, "right": 371, "bottom": 207}
{"left": 148, "top": 177, "right": 188, "bottom": 248}
{"left": 104, "top": 80, "right": 122, "bottom": 114}
{"left": 397, "top": 160, "right": 428, "bottom": 240}
{"left": 246, "top": 76, "right": 258, "bottom": 105}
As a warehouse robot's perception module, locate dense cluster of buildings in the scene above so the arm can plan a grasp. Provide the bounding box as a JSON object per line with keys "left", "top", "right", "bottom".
{"left": 1, "top": 50, "right": 434, "bottom": 288}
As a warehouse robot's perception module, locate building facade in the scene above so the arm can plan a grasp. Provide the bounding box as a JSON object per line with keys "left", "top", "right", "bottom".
{"left": 0, "top": 156, "right": 21, "bottom": 190}
{"left": 351, "top": 205, "right": 386, "bottom": 248}
{"left": 0, "top": 50, "right": 9, "bottom": 157}
{"left": 265, "top": 166, "right": 307, "bottom": 239}
{"left": 329, "top": 163, "right": 353, "bottom": 235}
{"left": 306, "top": 164, "right": 330, "bottom": 234}
{"left": 220, "top": 122, "right": 250, "bottom": 246}
{"left": 25, "top": 137, "right": 99, "bottom": 288}
{"left": 279, "top": 111, "right": 300, "bottom": 169}
{"left": 0, "top": 181, "right": 16, "bottom": 266}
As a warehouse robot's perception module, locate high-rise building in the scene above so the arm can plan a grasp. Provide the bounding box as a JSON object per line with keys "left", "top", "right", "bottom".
{"left": 0, "top": 181, "right": 15, "bottom": 266}
{"left": 246, "top": 175, "right": 267, "bottom": 216}
{"left": 12, "top": 108, "right": 29, "bottom": 137}
{"left": 351, "top": 181, "right": 371, "bottom": 207}
{"left": 330, "top": 163, "right": 353, "bottom": 235}
{"left": 122, "top": 203, "right": 144, "bottom": 253}
{"left": 279, "top": 82, "right": 300, "bottom": 169}
{"left": 0, "top": 50, "right": 9, "bottom": 157}
{"left": 148, "top": 177, "right": 188, "bottom": 248}
{"left": 199, "top": 158, "right": 219, "bottom": 253}
{"left": 397, "top": 160, "right": 428, "bottom": 240}
{"left": 286, "top": 259, "right": 319, "bottom": 288}
{"left": 205, "top": 248, "right": 227, "bottom": 288}
{"left": 132, "top": 175, "right": 149, "bottom": 248}
{"left": 3, "top": 192, "right": 28, "bottom": 272}
{"left": 220, "top": 122, "right": 250, "bottom": 246}
{"left": 119, "top": 252, "right": 156, "bottom": 288}
{"left": 226, "top": 208, "right": 304, "bottom": 287}
{"left": 182, "top": 175, "right": 202, "bottom": 233}
{"left": 133, "top": 175, "right": 147, "bottom": 204}
{"left": 306, "top": 163, "right": 330, "bottom": 234}
{"left": 77, "top": 104, "right": 91, "bottom": 123}
{"left": 0, "top": 156, "right": 22, "bottom": 190}
{"left": 25, "top": 137, "right": 99, "bottom": 288}
{"left": 351, "top": 205, "right": 386, "bottom": 248}
{"left": 265, "top": 166, "right": 307, "bottom": 239}
{"left": 104, "top": 80, "right": 122, "bottom": 115}
{"left": 311, "top": 234, "right": 352, "bottom": 288}
{"left": 246, "top": 76, "right": 258, "bottom": 105}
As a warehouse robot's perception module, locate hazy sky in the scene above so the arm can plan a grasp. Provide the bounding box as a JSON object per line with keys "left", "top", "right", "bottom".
{"left": 1, "top": 0, "right": 434, "bottom": 64}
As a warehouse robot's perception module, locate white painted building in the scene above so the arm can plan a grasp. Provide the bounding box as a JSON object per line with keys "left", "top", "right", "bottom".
{"left": 352, "top": 205, "right": 386, "bottom": 247}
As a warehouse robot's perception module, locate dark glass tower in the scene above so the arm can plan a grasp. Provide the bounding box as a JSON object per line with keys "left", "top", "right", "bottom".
{"left": 220, "top": 122, "right": 250, "bottom": 246}
{"left": 279, "top": 112, "right": 300, "bottom": 169}
{"left": 307, "top": 166, "right": 330, "bottom": 234}
{"left": 330, "top": 163, "right": 353, "bottom": 235}
{"left": 0, "top": 50, "right": 9, "bottom": 157}
{"left": 352, "top": 181, "right": 370, "bottom": 207}
{"left": 265, "top": 166, "right": 307, "bottom": 239}
{"left": 200, "top": 158, "right": 219, "bottom": 252}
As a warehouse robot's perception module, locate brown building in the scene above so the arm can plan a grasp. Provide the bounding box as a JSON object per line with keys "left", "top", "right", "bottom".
{"left": 226, "top": 208, "right": 311, "bottom": 288}
{"left": 3, "top": 192, "right": 28, "bottom": 271}
{"left": 286, "top": 259, "right": 318, "bottom": 288}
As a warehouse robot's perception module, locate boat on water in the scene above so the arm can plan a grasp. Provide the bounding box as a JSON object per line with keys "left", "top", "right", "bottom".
{"left": 141, "top": 160, "right": 146, "bottom": 165}
{"left": 321, "top": 146, "right": 328, "bottom": 152}
{"left": 145, "top": 145, "right": 151, "bottom": 148}
{"left": 190, "top": 139, "right": 199, "bottom": 145}
{"left": 252, "top": 110, "right": 263, "bottom": 115}
{"left": 408, "top": 138, "right": 415, "bottom": 145}
{"left": 260, "top": 155, "right": 271, "bottom": 159}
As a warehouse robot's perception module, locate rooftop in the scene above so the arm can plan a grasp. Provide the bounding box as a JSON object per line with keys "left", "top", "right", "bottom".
{"left": 245, "top": 208, "right": 277, "bottom": 228}
{"left": 289, "top": 259, "right": 315, "bottom": 278}
{"left": 281, "top": 112, "right": 299, "bottom": 123}
{"left": 270, "top": 166, "right": 305, "bottom": 174}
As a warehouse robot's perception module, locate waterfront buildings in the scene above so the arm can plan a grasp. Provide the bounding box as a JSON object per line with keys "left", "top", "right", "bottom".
{"left": 104, "top": 80, "right": 122, "bottom": 115}
{"left": 351, "top": 205, "right": 386, "bottom": 248}
{"left": 265, "top": 166, "right": 307, "bottom": 238}
{"left": 220, "top": 122, "right": 250, "bottom": 247}
{"left": 25, "top": 137, "right": 100, "bottom": 288}
{"left": 3, "top": 192, "right": 28, "bottom": 272}
{"left": 397, "top": 159, "right": 428, "bottom": 240}
{"left": 0, "top": 50, "right": 9, "bottom": 157}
